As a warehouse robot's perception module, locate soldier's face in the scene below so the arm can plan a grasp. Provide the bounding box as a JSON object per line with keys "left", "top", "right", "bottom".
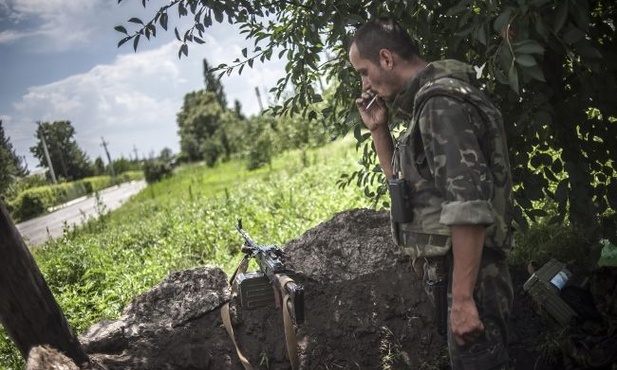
{"left": 349, "top": 43, "right": 398, "bottom": 100}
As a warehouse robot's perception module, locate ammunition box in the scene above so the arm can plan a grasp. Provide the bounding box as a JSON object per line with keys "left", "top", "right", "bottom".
{"left": 236, "top": 272, "right": 274, "bottom": 309}
{"left": 523, "top": 258, "right": 578, "bottom": 326}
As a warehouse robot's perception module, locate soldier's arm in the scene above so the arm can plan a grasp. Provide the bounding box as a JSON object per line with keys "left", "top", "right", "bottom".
{"left": 369, "top": 125, "right": 395, "bottom": 180}
{"left": 418, "top": 96, "right": 494, "bottom": 344}
{"left": 450, "top": 224, "right": 485, "bottom": 345}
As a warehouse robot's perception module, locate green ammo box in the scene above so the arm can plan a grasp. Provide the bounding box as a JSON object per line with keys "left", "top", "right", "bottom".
{"left": 523, "top": 258, "right": 578, "bottom": 326}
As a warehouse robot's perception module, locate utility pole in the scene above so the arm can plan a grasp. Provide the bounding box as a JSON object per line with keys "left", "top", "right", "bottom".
{"left": 36, "top": 122, "right": 57, "bottom": 185}
{"left": 133, "top": 145, "right": 140, "bottom": 163}
{"left": 254, "top": 86, "right": 264, "bottom": 113}
{"left": 100, "top": 137, "right": 116, "bottom": 181}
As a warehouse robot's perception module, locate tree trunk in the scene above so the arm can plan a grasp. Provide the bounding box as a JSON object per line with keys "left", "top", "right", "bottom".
{"left": 0, "top": 200, "right": 91, "bottom": 367}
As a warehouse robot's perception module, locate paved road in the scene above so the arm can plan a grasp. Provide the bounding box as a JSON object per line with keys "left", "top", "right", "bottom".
{"left": 16, "top": 180, "right": 147, "bottom": 247}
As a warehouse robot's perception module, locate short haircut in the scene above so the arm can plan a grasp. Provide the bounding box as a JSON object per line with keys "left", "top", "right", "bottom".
{"left": 351, "top": 18, "right": 420, "bottom": 64}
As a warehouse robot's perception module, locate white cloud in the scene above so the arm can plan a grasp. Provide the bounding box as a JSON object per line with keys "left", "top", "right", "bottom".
{"left": 0, "top": 29, "right": 27, "bottom": 44}
{"left": 0, "top": 0, "right": 157, "bottom": 51}
{"left": 8, "top": 32, "right": 285, "bottom": 169}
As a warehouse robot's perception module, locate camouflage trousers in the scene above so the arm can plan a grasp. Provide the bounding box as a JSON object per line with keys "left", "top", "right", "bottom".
{"left": 423, "top": 248, "right": 513, "bottom": 370}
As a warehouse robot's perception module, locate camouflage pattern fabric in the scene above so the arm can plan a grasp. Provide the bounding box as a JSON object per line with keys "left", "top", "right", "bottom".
{"left": 390, "top": 59, "right": 514, "bottom": 259}
{"left": 388, "top": 59, "right": 515, "bottom": 369}
{"left": 447, "top": 249, "right": 513, "bottom": 370}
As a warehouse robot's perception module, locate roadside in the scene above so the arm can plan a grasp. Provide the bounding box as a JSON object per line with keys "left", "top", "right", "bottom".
{"left": 16, "top": 180, "right": 147, "bottom": 247}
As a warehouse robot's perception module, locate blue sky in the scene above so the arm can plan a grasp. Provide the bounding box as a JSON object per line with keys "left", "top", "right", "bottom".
{"left": 0, "top": 0, "right": 285, "bottom": 171}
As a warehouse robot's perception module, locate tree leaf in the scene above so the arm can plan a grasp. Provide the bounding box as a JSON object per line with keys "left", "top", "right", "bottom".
{"left": 133, "top": 34, "right": 140, "bottom": 52}
{"left": 178, "top": 43, "right": 188, "bottom": 58}
{"left": 515, "top": 54, "right": 536, "bottom": 67}
{"left": 534, "top": 16, "right": 549, "bottom": 41}
{"left": 117, "top": 36, "right": 131, "bottom": 48}
{"left": 493, "top": 7, "right": 513, "bottom": 33}
{"left": 114, "top": 25, "right": 128, "bottom": 35}
{"left": 128, "top": 17, "right": 144, "bottom": 25}
{"left": 445, "top": 5, "right": 466, "bottom": 16}
{"left": 214, "top": 8, "right": 224, "bottom": 23}
{"left": 474, "top": 24, "right": 487, "bottom": 46}
{"left": 553, "top": 0, "right": 569, "bottom": 33}
{"left": 160, "top": 12, "right": 168, "bottom": 31}
{"left": 353, "top": 122, "right": 362, "bottom": 142}
{"left": 550, "top": 159, "right": 563, "bottom": 174}
{"left": 554, "top": 179, "right": 569, "bottom": 204}
{"left": 513, "top": 39, "right": 544, "bottom": 54}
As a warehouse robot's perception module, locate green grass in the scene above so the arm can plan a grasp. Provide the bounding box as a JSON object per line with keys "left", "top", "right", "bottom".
{"left": 0, "top": 137, "right": 373, "bottom": 369}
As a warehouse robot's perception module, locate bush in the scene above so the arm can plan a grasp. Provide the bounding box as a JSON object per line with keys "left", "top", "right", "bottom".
{"left": 143, "top": 160, "right": 173, "bottom": 183}
{"left": 246, "top": 133, "right": 273, "bottom": 171}
{"left": 77, "top": 176, "right": 113, "bottom": 195}
{"left": 122, "top": 171, "right": 144, "bottom": 183}
{"left": 9, "top": 187, "right": 55, "bottom": 221}
{"left": 7, "top": 173, "right": 144, "bottom": 222}
{"left": 510, "top": 222, "right": 597, "bottom": 272}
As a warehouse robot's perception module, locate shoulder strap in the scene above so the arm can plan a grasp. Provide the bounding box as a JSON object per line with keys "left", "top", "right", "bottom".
{"left": 221, "top": 257, "right": 254, "bottom": 370}
{"left": 220, "top": 258, "right": 300, "bottom": 370}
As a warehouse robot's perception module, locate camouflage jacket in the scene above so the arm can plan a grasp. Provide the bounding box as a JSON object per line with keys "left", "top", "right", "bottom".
{"left": 390, "top": 59, "right": 514, "bottom": 258}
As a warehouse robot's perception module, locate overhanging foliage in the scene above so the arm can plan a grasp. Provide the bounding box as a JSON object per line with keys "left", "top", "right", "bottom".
{"left": 116, "top": 0, "right": 617, "bottom": 243}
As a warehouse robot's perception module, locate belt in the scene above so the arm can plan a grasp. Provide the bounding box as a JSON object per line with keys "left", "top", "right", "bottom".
{"left": 399, "top": 231, "right": 450, "bottom": 247}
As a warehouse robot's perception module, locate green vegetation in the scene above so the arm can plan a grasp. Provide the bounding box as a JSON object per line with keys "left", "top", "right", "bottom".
{"left": 174, "top": 58, "right": 329, "bottom": 171}
{"left": 0, "top": 136, "right": 612, "bottom": 368}
{"left": 118, "top": 0, "right": 617, "bottom": 244}
{"left": 5, "top": 172, "right": 143, "bottom": 223}
{"left": 0, "top": 137, "right": 370, "bottom": 368}
{"left": 31, "top": 121, "right": 94, "bottom": 181}
{"left": 0, "top": 120, "right": 28, "bottom": 198}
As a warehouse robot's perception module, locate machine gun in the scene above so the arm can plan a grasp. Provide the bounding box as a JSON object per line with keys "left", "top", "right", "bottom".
{"left": 231, "top": 220, "right": 304, "bottom": 325}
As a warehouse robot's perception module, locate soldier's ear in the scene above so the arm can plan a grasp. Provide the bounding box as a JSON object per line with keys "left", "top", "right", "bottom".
{"left": 379, "top": 49, "right": 394, "bottom": 70}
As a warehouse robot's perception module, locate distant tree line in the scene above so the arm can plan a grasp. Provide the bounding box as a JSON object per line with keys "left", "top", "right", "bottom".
{"left": 175, "top": 58, "right": 328, "bottom": 169}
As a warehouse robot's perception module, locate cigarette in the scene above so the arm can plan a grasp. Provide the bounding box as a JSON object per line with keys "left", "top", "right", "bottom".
{"left": 365, "top": 94, "right": 378, "bottom": 111}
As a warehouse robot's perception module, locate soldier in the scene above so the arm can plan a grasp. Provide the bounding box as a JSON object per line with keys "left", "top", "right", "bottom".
{"left": 349, "top": 18, "right": 515, "bottom": 369}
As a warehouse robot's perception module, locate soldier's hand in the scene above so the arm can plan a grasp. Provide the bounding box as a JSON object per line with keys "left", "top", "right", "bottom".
{"left": 355, "top": 91, "right": 388, "bottom": 132}
{"left": 450, "top": 297, "right": 485, "bottom": 346}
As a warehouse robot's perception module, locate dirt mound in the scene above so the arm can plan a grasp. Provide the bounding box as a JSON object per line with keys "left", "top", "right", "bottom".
{"left": 85, "top": 208, "right": 615, "bottom": 369}
{"left": 283, "top": 208, "right": 447, "bottom": 369}
{"left": 220, "top": 208, "right": 560, "bottom": 369}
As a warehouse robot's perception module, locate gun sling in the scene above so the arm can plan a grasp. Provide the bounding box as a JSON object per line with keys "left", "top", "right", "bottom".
{"left": 221, "top": 258, "right": 300, "bottom": 370}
